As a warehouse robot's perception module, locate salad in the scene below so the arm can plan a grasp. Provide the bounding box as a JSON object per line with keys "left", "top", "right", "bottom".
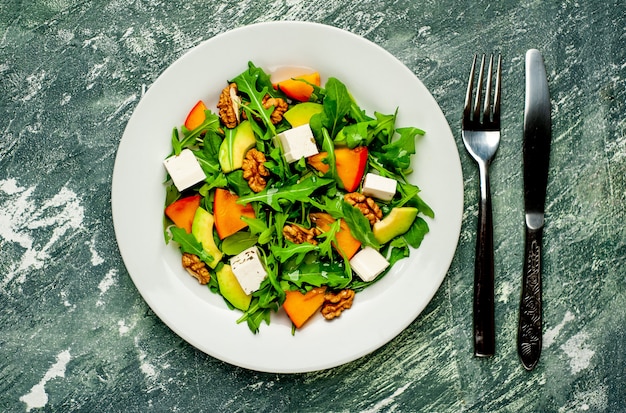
{"left": 162, "top": 62, "right": 433, "bottom": 333}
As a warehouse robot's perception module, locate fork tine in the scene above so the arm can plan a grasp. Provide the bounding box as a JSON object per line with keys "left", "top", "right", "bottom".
{"left": 463, "top": 54, "right": 478, "bottom": 122}
{"left": 483, "top": 54, "right": 494, "bottom": 122}
{"left": 493, "top": 54, "right": 502, "bottom": 122}
{"left": 473, "top": 54, "right": 486, "bottom": 121}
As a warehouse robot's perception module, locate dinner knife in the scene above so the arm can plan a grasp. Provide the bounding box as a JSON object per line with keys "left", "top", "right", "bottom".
{"left": 518, "top": 49, "right": 551, "bottom": 371}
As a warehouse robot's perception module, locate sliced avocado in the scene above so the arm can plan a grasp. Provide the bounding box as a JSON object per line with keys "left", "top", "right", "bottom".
{"left": 216, "top": 264, "right": 252, "bottom": 311}
{"left": 191, "top": 207, "right": 223, "bottom": 268}
{"left": 373, "top": 207, "right": 419, "bottom": 244}
{"left": 218, "top": 120, "right": 257, "bottom": 173}
{"left": 283, "top": 102, "right": 323, "bottom": 127}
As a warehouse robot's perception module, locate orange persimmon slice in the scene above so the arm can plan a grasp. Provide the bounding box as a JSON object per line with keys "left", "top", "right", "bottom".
{"left": 213, "top": 188, "right": 256, "bottom": 239}
{"left": 283, "top": 287, "right": 327, "bottom": 328}
{"left": 184, "top": 100, "right": 207, "bottom": 131}
{"left": 274, "top": 72, "right": 320, "bottom": 102}
{"left": 165, "top": 194, "right": 202, "bottom": 233}
{"left": 309, "top": 212, "right": 361, "bottom": 259}
{"left": 308, "top": 146, "right": 368, "bottom": 192}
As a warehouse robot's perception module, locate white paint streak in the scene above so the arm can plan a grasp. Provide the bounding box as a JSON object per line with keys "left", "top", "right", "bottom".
{"left": 558, "top": 384, "right": 609, "bottom": 413}
{"left": 87, "top": 237, "right": 104, "bottom": 266}
{"left": 0, "top": 179, "right": 84, "bottom": 287}
{"left": 105, "top": 93, "right": 137, "bottom": 122}
{"left": 96, "top": 269, "right": 118, "bottom": 306}
{"left": 118, "top": 320, "right": 130, "bottom": 335}
{"left": 86, "top": 59, "right": 108, "bottom": 90}
{"left": 21, "top": 70, "right": 46, "bottom": 102}
{"left": 60, "top": 290, "right": 75, "bottom": 310}
{"left": 123, "top": 27, "right": 157, "bottom": 56}
{"left": 497, "top": 280, "right": 513, "bottom": 303}
{"left": 60, "top": 93, "right": 71, "bottom": 106}
{"left": 544, "top": 310, "right": 575, "bottom": 348}
{"left": 560, "top": 332, "right": 595, "bottom": 374}
{"left": 57, "top": 28, "right": 74, "bottom": 43}
{"left": 361, "top": 382, "right": 411, "bottom": 413}
{"left": 134, "top": 337, "right": 158, "bottom": 381}
{"left": 19, "top": 349, "right": 71, "bottom": 412}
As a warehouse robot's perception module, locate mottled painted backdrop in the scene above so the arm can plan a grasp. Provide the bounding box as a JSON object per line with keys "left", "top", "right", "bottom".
{"left": 1, "top": 0, "right": 625, "bottom": 412}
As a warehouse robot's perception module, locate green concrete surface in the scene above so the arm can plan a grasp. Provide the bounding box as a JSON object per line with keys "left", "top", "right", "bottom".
{"left": 1, "top": 0, "right": 624, "bottom": 411}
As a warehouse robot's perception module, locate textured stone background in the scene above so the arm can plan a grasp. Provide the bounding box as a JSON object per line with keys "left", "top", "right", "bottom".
{"left": 1, "top": 0, "right": 624, "bottom": 411}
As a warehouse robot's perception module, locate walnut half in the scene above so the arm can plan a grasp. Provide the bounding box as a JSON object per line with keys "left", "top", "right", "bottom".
{"left": 344, "top": 193, "right": 383, "bottom": 226}
{"left": 242, "top": 148, "right": 270, "bottom": 192}
{"left": 217, "top": 83, "right": 241, "bottom": 129}
{"left": 283, "top": 224, "right": 322, "bottom": 245}
{"left": 182, "top": 253, "right": 210, "bottom": 284}
{"left": 321, "top": 289, "right": 355, "bottom": 320}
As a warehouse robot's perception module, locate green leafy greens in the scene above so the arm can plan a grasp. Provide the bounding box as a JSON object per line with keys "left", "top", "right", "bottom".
{"left": 163, "top": 62, "right": 433, "bottom": 334}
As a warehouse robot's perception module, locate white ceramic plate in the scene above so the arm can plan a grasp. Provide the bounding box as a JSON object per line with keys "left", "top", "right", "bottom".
{"left": 112, "top": 21, "right": 463, "bottom": 373}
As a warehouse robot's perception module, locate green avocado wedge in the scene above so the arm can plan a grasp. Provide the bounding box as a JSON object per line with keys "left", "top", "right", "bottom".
{"left": 284, "top": 102, "right": 323, "bottom": 127}
{"left": 373, "top": 207, "right": 418, "bottom": 244}
{"left": 218, "top": 120, "right": 257, "bottom": 173}
{"left": 216, "top": 264, "right": 252, "bottom": 311}
{"left": 191, "top": 207, "right": 223, "bottom": 268}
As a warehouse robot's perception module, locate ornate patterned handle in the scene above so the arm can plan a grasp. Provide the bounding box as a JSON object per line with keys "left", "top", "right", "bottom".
{"left": 518, "top": 226, "right": 543, "bottom": 370}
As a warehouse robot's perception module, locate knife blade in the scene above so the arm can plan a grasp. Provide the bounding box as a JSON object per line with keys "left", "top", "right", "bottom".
{"left": 518, "top": 49, "right": 551, "bottom": 371}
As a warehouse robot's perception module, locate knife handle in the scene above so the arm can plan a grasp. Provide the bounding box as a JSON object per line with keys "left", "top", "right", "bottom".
{"left": 518, "top": 226, "right": 543, "bottom": 370}
{"left": 473, "top": 172, "right": 495, "bottom": 357}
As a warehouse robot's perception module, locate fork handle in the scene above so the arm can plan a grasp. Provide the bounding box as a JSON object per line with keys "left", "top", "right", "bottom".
{"left": 473, "top": 164, "right": 495, "bottom": 357}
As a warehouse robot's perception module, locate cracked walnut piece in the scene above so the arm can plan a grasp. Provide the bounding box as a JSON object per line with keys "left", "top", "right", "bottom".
{"left": 242, "top": 149, "right": 270, "bottom": 192}
{"left": 344, "top": 193, "right": 383, "bottom": 226}
{"left": 242, "top": 95, "right": 288, "bottom": 125}
{"left": 217, "top": 83, "right": 241, "bottom": 128}
{"left": 321, "top": 289, "right": 355, "bottom": 320}
{"left": 182, "top": 253, "right": 211, "bottom": 284}
{"left": 262, "top": 95, "right": 288, "bottom": 124}
{"left": 283, "top": 224, "right": 322, "bottom": 245}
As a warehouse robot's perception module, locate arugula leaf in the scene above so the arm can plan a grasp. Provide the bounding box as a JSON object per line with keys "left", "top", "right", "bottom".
{"left": 198, "top": 173, "right": 228, "bottom": 196}
{"left": 171, "top": 128, "right": 182, "bottom": 155}
{"left": 348, "top": 100, "right": 373, "bottom": 123}
{"left": 271, "top": 242, "right": 318, "bottom": 264}
{"left": 374, "top": 127, "right": 425, "bottom": 171}
{"left": 231, "top": 62, "right": 276, "bottom": 138}
{"left": 340, "top": 201, "right": 380, "bottom": 249}
{"left": 403, "top": 216, "right": 430, "bottom": 248}
{"left": 169, "top": 226, "right": 214, "bottom": 264}
{"left": 397, "top": 181, "right": 434, "bottom": 218}
{"left": 221, "top": 232, "right": 258, "bottom": 255}
{"left": 307, "top": 195, "right": 344, "bottom": 219}
{"left": 334, "top": 121, "right": 372, "bottom": 148}
{"left": 175, "top": 110, "right": 221, "bottom": 154}
{"left": 226, "top": 170, "right": 252, "bottom": 197}
{"left": 320, "top": 128, "right": 337, "bottom": 185}
{"left": 315, "top": 218, "right": 341, "bottom": 259}
{"left": 237, "top": 176, "right": 333, "bottom": 211}
{"left": 241, "top": 216, "right": 274, "bottom": 244}
{"left": 311, "top": 77, "right": 352, "bottom": 139}
{"left": 273, "top": 211, "right": 290, "bottom": 247}
{"left": 282, "top": 261, "right": 351, "bottom": 289}
{"left": 257, "top": 248, "right": 285, "bottom": 304}
{"left": 237, "top": 295, "right": 273, "bottom": 333}
{"left": 371, "top": 111, "right": 398, "bottom": 146}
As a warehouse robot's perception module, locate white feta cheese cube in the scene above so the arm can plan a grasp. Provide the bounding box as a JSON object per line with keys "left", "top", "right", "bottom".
{"left": 229, "top": 246, "right": 268, "bottom": 294}
{"left": 163, "top": 148, "right": 206, "bottom": 192}
{"left": 274, "top": 124, "right": 319, "bottom": 163}
{"left": 349, "top": 246, "right": 389, "bottom": 282}
{"left": 362, "top": 173, "right": 397, "bottom": 201}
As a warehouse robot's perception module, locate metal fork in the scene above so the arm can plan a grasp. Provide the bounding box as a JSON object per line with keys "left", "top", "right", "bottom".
{"left": 462, "top": 53, "right": 502, "bottom": 357}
